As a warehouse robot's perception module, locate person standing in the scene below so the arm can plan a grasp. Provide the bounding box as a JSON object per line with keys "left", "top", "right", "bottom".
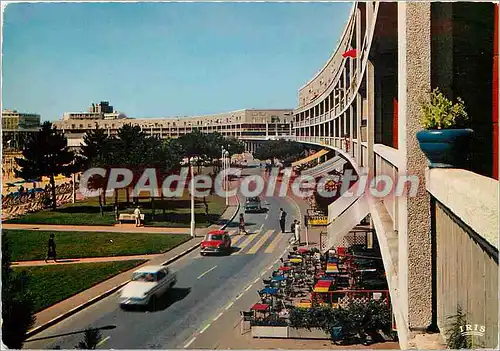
{"left": 294, "top": 220, "right": 301, "bottom": 245}
{"left": 134, "top": 206, "right": 142, "bottom": 227}
{"left": 239, "top": 213, "right": 248, "bottom": 235}
{"left": 45, "top": 234, "right": 57, "bottom": 263}
{"left": 279, "top": 208, "right": 287, "bottom": 233}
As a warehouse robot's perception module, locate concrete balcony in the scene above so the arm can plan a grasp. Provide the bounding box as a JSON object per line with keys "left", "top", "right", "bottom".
{"left": 426, "top": 169, "right": 498, "bottom": 348}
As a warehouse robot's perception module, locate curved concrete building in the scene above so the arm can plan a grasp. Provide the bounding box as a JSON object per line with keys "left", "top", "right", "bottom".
{"left": 291, "top": 1, "right": 498, "bottom": 348}
{"left": 54, "top": 108, "right": 294, "bottom": 153}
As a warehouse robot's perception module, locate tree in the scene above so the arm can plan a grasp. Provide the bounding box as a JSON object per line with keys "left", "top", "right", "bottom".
{"left": 15, "top": 121, "right": 80, "bottom": 210}
{"left": 225, "top": 137, "right": 245, "bottom": 156}
{"left": 80, "top": 124, "right": 116, "bottom": 214}
{"left": 1, "top": 233, "right": 37, "bottom": 349}
{"left": 75, "top": 328, "right": 102, "bottom": 349}
{"left": 254, "top": 139, "right": 306, "bottom": 164}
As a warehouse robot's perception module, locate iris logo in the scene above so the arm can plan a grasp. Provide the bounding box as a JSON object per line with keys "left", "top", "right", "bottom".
{"left": 459, "top": 324, "right": 486, "bottom": 337}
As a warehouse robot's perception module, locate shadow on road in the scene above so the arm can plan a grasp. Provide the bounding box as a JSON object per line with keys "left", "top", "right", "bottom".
{"left": 223, "top": 221, "right": 257, "bottom": 228}
{"left": 121, "top": 287, "right": 191, "bottom": 313}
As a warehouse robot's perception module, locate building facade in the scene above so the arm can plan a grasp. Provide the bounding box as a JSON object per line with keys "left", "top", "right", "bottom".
{"left": 1, "top": 109, "right": 41, "bottom": 180}
{"left": 54, "top": 108, "right": 294, "bottom": 152}
{"left": 291, "top": 2, "right": 498, "bottom": 349}
{"left": 62, "top": 101, "right": 126, "bottom": 121}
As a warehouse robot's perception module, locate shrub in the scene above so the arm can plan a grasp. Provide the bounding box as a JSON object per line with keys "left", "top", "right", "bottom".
{"left": 421, "top": 88, "right": 468, "bottom": 130}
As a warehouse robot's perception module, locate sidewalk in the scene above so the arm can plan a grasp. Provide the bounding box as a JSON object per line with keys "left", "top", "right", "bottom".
{"left": 26, "top": 195, "right": 240, "bottom": 337}
{"left": 278, "top": 179, "right": 326, "bottom": 251}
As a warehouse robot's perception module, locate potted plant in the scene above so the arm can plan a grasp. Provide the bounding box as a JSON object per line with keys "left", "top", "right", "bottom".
{"left": 416, "top": 88, "right": 473, "bottom": 168}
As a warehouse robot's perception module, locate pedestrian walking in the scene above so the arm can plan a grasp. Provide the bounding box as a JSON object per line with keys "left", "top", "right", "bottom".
{"left": 279, "top": 208, "right": 287, "bottom": 233}
{"left": 45, "top": 234, "right": 57, "bottom": 262}
{"left": 204, "top": 197, "right": 209, "bottom": 217}
{"left": 134, "top": 206, "right": 142, "bottom": 227}
{"left": 239, "top": 213, "right": 248, "bottom": 235}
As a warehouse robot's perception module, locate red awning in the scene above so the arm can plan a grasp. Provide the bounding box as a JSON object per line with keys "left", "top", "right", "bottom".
{"left": 251, "top": 303, "right": 270, "bottom": 312}
{"left": 315, "top": 280, "right": 333, "bottom": 287}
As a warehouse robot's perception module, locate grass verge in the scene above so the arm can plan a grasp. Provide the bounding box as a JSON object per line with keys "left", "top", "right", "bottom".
{"left": 5, "top": 191, "right": 226, "bottom": 227}
{"left": 14, "top": 260, "right": 146, "bottom": 312}
{"left": 5, "top": 230, "right": 190, "bottom": 261}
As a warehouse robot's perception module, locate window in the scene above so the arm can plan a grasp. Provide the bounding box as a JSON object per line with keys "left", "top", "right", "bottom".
{"left": 157, "top": 271, "right": 166, "bottom": 281}
{"left": 207, "top": 234, "right": 223, "bottom": 241}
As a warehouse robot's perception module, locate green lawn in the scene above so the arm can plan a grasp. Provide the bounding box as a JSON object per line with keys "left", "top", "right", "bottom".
{"left": 14, "top": 260, "right": 145, "bottom": 312}
{"left": 5, "top": 190, "right": 227, "bottom": 227}
{"left": 4, "top": 230, "right": 190, "bottom": 261}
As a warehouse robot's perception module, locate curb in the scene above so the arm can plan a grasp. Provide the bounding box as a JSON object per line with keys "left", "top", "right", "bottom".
{"left": 25, "top": 197, "right": 241, "bottom": 339}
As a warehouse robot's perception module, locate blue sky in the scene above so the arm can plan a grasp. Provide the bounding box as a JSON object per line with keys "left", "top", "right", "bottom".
{"left": 2, "top": 1, "right": 352, "bottom": 121}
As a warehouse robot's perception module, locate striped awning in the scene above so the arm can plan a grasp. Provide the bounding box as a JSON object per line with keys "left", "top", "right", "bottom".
{"left": 292, "top": 149, "right": 329, "bottom": 167}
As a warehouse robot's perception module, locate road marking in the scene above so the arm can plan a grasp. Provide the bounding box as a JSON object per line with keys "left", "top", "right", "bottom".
{"left": 267, "top": 265, "right": 273, "bottom": 270}
{"left": 225, "top": 301, "right": 234, "bottom": 310}
{"left": 197, "top": 265, "right": 217, "bottom": 279}
{"left": 265, "top": 214, "right": 269, "bottom": 220}
{"left": 259, "top": 223, "right": 264, "bottom": 230}
{"left": 246, "top": 230, "right": 274, "bottom": 254}
{"left": 199, "top": 324, "right": 211, "bottom": 334}
{"left": 253, "top": 277, "right": 259, "bottom": 284}
{"left": 96, "top": 336, "right": 110, "bottom": 347}
{"left": 260, "top": 271, "right": 266, "bottom": 276}
{"left": 230, "top": 234, "right": 247, "bottom": 247}
{"left": 234, "top": 231, "right": 260, "bottom": 254}
{"left": 235, "top": 293, "right": 242, "bottom": 300}
{"left": 213, "top": 312, "right": 224, "bottom": 321}
{"left": 245, "top": 285, "right": 252, "bottom": 291}
{"left": 264, "top": 231, "right": 284, "bottom": 254}
{"left": 184, "top": 337, "right": 196, "bottom": 348}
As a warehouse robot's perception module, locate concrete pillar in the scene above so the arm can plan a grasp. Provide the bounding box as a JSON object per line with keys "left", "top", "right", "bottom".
{"left": 333, "top": 116, "right": 337, "bottom": 140}
{"left": 343, "top": 67, "right": 347, "bottom": 108}
{"left": 356, "top": 8, "right": 362, "bottom": 79}
{"left": 349, "top": 105, "right": 354, "bottom": 156}
{"left": 366, "top": 60, "right": 375, "bottom": 174}
{"left": 397, "top": 1, "right": 433, "bottom": 335}
{"left": 356, "top": 93, "right": 362, "bottom": 164}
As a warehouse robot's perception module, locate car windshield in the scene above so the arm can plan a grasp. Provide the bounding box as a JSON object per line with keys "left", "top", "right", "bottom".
{"left": 247, "top": 197, "right": 260, "bottom": 203}
{"left": 207, "top": 234, "right": 223, "bottom": 241}
{"left": 132, "top": 272, "right": 157, "bottom": 282}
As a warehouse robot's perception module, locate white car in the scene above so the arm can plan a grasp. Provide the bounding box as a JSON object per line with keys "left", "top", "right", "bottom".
{"left": 119, "top": 265, "right": 177, "bottom": 310}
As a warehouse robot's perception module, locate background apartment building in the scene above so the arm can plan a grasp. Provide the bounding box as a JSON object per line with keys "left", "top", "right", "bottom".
{"left": 54, "top": 106, "right": 294, "bottom": 152}
{"left": 1, "top": 109, "right": 41, "bottom": 180}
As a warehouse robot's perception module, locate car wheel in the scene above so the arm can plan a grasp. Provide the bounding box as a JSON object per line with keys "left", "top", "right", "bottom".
{"left": 200, "top": 252, "right": 205, "bottom": 256}
{"left": 148, "top": 295, "right": 157, "bottom": 312}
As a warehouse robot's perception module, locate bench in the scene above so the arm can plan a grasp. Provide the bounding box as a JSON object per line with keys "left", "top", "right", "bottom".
{"left": 118, "top": 213, "right": 145, "bottom": 224}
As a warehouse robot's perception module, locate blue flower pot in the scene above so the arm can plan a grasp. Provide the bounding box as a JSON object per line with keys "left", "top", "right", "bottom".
{"left": 416, "top": 129, "right": 473, "bottom": 168}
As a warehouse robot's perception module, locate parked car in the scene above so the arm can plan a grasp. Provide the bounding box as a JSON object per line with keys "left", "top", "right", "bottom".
{"left": 200, "top": 230, "right": 231, "bottom": 255}
{"left": 245, "top": 196, "right": 262, "bottom": 213}
{"left": 119, "top": 265, "right": 177, "bottom": 310}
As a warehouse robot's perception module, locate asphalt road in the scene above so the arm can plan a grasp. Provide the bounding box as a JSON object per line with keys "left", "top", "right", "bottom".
{"left": 24, "top": 164, "right": 300, "bottom": 350}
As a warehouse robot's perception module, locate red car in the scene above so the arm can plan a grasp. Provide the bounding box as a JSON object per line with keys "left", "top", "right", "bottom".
{"left": 200, "top": 230, "right": 232, "bottom": 255}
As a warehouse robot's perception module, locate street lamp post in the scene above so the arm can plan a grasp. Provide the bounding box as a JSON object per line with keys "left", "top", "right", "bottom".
{"left": 224, "top": 150, "right": 229, "bottom": 206}
{"left": 221, "top": 147, "right": 229, "bottom": 206}
{"left": 190, "top": 158, "right": 195, "bottom": 238}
